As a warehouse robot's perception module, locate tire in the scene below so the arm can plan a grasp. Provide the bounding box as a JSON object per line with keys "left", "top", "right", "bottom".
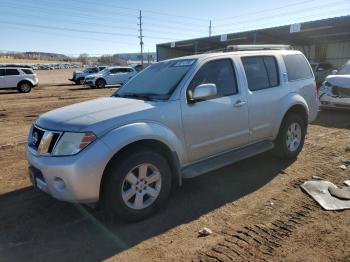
{"left": 17, "top": 81, "right": 32, "bottom": 93}
{"left": 76, "top": 78, "right": 84, "bottom": 85}
{"left": 95, "top": 79, "right": 106, "bottom": 88}
{"left": 103, "top": 149, "right": 172, "bottom": 221}
{"left": 273, "top": 113, "right": 307, "bottom": 159}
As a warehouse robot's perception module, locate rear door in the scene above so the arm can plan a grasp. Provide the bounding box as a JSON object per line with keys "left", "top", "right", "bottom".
{"left": 106, "top": 68, "right": 122, "bottom": 84}
{"left": 240, "top": 55, "right": 286, "bottom": 142}
{"left": 5, "top": 69, "right": 21, "bottom": 88}
{"left": 0, "top": 69, "right": 5, "bottom": 88}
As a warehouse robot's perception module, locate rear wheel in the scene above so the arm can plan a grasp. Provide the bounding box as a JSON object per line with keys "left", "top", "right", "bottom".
{"left": 103, "top": 149, "right": 172, "bottom": 221}
{"left": 273, "top": 114, "right": 306, "bottom": 159}
{"left": 17, "top": 82, "right": 32, "bottom": 93}
{"left": 95, "top": 79, "right": 106, "bottom": 88}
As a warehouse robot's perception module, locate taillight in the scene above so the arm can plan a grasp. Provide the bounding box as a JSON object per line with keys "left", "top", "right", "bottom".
{"left": 313, "top": 81, "right": 318, "bottom": 99}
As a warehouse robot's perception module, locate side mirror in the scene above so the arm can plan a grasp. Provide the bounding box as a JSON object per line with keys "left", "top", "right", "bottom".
{"left": 331, "top": 69, "right": 338, "bottom": 75}
{"left": 189, "top": 83, "right": 217, "bottom": 102}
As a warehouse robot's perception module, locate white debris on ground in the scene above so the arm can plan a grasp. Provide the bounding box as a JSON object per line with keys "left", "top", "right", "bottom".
{"left": 198, "top": 227, "right": 213, "bottom": 237}
{"left": 339, "top": 165, "right": 347, "bottom": 170}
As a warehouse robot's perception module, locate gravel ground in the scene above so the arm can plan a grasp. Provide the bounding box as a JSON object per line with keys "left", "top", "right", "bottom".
{"left": 0, "top": 69, "right": 349, "bottom": 262}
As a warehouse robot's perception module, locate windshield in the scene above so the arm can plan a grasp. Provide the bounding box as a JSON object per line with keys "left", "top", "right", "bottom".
{"left": 114, "top": 59, "right": 196, "bottom": 100}
{"left": 99, "top": 68, "right": 109, "bottom": 74}
{"left": 83, "top": 67, "right": 94, "bottom": 73}
{"left": 338, "top": 61, "right": 350, "bottom": 75}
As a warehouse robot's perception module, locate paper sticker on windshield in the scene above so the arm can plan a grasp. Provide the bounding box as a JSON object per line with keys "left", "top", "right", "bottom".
{"left": 172, "top": 59, "right": 196, "bottom": 67}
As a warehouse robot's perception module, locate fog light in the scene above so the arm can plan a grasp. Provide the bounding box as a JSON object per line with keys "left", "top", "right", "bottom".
{"left": 53, "top": 177, "right": 66, "bottom": 191}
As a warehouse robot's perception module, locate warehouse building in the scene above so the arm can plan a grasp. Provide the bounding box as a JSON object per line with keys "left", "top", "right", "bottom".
{"left": 156, "top": 15, "right": 350, "bottom": 68}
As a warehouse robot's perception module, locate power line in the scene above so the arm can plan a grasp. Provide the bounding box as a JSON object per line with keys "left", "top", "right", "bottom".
{"left": 215, "top": 0, "right": 348, "bottom": 28}
{"left": 0, "top": 20, "right": 183, "bottom": 41}
{"left": 69, "top": 0, "right": 209, "bottom": 22}
{"left": 214, "top": 2, "right": 350, "bottom": 33}
{"left": 0, "top": 2, "right": 209, "bottom": 33}
{"left": 214, "top": 0, "right": 317, "bottom": 21}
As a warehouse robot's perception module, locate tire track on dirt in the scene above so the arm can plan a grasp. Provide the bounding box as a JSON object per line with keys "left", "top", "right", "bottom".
{"left": 196, "top": 178, "right": 320, "bottom": 262}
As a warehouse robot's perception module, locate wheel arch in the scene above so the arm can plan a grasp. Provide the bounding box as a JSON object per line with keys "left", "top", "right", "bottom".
{"left": 273, "top": 94, "right": 309, "bottom": 139}
{"left": 17, "top": 79, "right": 33, "bottom": 88}
{"left": 99, "top": 138, "right": 182, "bottom": 204}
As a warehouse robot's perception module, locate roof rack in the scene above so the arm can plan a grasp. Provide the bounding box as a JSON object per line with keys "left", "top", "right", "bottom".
{"left": 225, "top": 45, "right": 291, "bottom": 52}
{"left": 0, "top": 64, "right": 33, "bottom": 68}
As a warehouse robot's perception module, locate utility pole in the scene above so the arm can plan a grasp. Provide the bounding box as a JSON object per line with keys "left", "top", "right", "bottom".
{"left": 138, "top": 10, "right": 144, "bottom": 66}
{"left": 209, "top": 20, "right": 212, "bottom": 37}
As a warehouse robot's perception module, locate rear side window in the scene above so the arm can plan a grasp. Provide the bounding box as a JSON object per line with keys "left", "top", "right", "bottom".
{"left": 188, "top": 59, "right": 238, "bottom": 98}
{"left": 283, "top": 54, "right": 313, "bottom": 81}
{"left": 110, "top": 68, "right": 121, "bottom": 74}
{"left": 22, "top": 69, "right": 34, "bottom": 75}
{"left": 241, "top": 56, "right": 279, "bottom": 91}
{"left": 0, "top": 69, "right": 4, "bottom": 76}
{"left": 5, "top": 69, "right": 20, "bottom": 75}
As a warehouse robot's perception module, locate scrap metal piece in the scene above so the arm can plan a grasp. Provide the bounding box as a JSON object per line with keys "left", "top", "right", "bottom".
{"left": 301, "top": 181, "right": 350, "bottom": 211}
{"left": 328, "top": 186, "right": 350, "bottom": 200}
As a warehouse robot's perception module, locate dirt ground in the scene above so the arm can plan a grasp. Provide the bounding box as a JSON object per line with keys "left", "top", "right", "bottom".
{"left": 0, "top": 69, "right": 349, "bottom": 262}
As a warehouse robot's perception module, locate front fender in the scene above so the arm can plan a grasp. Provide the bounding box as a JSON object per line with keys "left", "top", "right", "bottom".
{"left": 100, "top": 122, "right": 187, "bottom": 165}
{"left": 272, "top": 93, "right": 309, "bottom": 139}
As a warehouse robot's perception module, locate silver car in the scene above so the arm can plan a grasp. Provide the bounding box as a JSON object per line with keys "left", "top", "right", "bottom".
{"left": 27, "top": 46, "right": 318, "bottom": 221}
{"left": 319, "top": 60, "right": 350, "bottom": 110}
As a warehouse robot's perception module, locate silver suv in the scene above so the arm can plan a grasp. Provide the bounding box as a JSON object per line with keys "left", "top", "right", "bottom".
{"left": 27, "top": 46, "right": 318, "bottom": 221}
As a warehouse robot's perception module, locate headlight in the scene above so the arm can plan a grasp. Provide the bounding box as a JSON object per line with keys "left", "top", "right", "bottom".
{"left": 52, "top": 132, "right": 96, "bottom": 156}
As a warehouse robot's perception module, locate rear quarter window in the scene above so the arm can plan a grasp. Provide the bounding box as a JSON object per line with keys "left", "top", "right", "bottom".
{"left": 21, "top": 69, "right": 34, "bottom": 75}
{"left": 283, "top": 54, "right": 313, "bottom": 81}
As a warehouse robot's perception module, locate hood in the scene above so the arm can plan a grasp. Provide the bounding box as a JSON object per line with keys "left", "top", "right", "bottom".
{"left": 36, "top": 97, "right": 158, "bottom": 136}
{"left": 325, "top": 75, "right": 350, "bottom": 88}
{"left": 85, "top": 73, "right": 103, "bottom": 78}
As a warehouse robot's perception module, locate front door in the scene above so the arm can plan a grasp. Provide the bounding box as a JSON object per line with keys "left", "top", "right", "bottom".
{"left": 181, "top": 58, "right": 250, "bottom": 162}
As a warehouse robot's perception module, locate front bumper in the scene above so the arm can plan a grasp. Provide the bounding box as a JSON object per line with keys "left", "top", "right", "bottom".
{"left": 26, "top": 139, "right": 112, "bottom": 204}
{"left": 319, "top": 93, "right": 350, "bottom": 109}
{"left": 84, "top": 80, "right": 95, "bottom": 86}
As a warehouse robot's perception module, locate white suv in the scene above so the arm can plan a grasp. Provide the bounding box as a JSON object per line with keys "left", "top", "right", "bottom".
{"left": 84, "top": 66, "right": 137, "bottom": 88}
{"left": 0, "top": 66, "right": 38, "bottom": 93}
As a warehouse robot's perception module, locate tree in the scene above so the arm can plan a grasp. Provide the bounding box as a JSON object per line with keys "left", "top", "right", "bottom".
{"left": 78, "top": 53, "right": 89, "bottom": 65}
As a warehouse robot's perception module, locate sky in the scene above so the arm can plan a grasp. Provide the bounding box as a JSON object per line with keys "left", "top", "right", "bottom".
{"left": 0, "top": 0, "right": 349, "bottom": 56}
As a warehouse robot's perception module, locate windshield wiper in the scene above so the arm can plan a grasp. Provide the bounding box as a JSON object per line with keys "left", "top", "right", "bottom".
{"left": 115, "top": 92, "right": 164, "bottom": 101}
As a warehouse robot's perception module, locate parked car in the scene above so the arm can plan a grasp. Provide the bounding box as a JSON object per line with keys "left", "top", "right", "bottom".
{"left": 319, "top": 60, "right": 350, "bottom": 109}
{"left": 69, "top": 66, "right": 106, "bottom": 85}
{"left": 310, "top": 62, "right": 334, "bottom": 85}
{"left": 84, "top": 66, "right": 137, "bottom": 88}
{"left": 27, "top": 46, "right": 318, "bottom": 221}
{"left": 0, "top": 66, "right": 38, "bottom": 93}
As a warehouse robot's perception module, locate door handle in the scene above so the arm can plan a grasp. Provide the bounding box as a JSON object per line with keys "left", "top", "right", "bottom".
{"left": 234, "top": 100, "right": 247, "bottom": 107}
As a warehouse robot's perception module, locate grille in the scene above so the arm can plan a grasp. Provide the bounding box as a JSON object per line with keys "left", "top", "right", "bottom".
{"left": 30, "top": 125, "right": 61, "bottom": 155}
{"left": 332, "top": 86, "right": 350, "bottom": 97}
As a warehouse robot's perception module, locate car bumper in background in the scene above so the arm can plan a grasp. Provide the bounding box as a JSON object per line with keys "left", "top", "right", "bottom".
{"left": 319, "top": 94, "right": 350, "bottom": 109}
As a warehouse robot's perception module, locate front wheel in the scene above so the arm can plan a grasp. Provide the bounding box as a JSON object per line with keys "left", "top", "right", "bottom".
{"left": 95, "top": 79, "right": 106, "bottom": 88}
{"left": 273, "top": 114, "right": 306, "bottom": 159}
{"left": 103, "top": 149, "right": 172, "bottom": 221}
{"left": 17, "top": 82, "right": 32, "bottom": 93}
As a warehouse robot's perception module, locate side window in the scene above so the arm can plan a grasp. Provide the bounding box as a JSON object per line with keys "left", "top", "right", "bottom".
{"left": 283, "top": 54, "right": 313, "bottom": 81}
{"left": 109, "top": 68, "right": 120, "bottom": 74}
{"left": 5, "top": 69, "right": 20, "bottom": 75}
{"left": 241, "top": 56, "right": 279, "bottom": 91}
{"left": 91, "top": 68, "right": 99, "bottom": 73}
{"left": 188, "top": 59, "right": 238, "bottom": 98}
{"left": 0, "top": 69, "right": 5, "bottom": 76}
{"left": 21, "top": 69, "right": 34, "bottom": 75}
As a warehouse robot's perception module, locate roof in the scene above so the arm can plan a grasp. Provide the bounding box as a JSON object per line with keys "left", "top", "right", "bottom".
{"left": 0, "top": 64, "right": 33, "bottom": 68}
{"left": 157, "top": 15, "right": 350, "bottom": 55}
{"left": 163, "top": 48, "right": 301, "bottom": 62}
